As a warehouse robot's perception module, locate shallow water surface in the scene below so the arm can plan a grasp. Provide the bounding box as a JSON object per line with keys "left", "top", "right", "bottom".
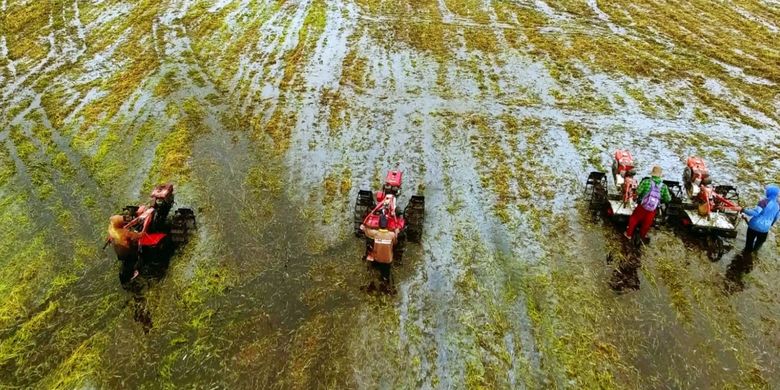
{"left": 0, "top": 0, "right": 778, "bottom": 388}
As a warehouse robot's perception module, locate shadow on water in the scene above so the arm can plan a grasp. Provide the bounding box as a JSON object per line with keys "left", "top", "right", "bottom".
{"left": 605, "top": 227, "right": 735, "bottom": 293}
{"left": 120, "top": 247, "right": 175, "bottom": 334}
{"left": 724, "top": 250, "right": 755, "bottom": 294}
{"left": 673, "top": 227, "right": 733, "bottom": 262}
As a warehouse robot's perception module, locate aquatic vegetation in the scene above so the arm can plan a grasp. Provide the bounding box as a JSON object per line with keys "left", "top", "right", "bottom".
{"left": 464, "top": 28, "right": 499, "bottom": 54}
{"left": 340, "top": 48, "right": 370, "bottom": 90}
{"left": 0, "top": 144, "right": 16, "bottom": 188}
{"left": 1, "top": 0, "right": 778, "bottom": 387}
{"left": 281, "top": 0, "right": 328, "bottom": 89}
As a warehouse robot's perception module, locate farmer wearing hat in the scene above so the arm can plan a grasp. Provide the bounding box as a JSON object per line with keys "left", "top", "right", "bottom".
{"left": 107, "top": 215, "right": 141, "bottom": 259}
{"left": 625, "top": 165, "right": 671, "bottom": 241}
{"left": 107, "top": 215, "right": 142, "bottom": 283}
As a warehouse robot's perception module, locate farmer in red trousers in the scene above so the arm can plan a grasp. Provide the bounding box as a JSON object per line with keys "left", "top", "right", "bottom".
{"left": 625, "top": 166, "right": 671, "bottom": 241}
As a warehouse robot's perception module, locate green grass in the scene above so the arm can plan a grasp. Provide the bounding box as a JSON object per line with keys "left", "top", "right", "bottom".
{"left": 0, "top": 0, "right": 778, "bottom": 387}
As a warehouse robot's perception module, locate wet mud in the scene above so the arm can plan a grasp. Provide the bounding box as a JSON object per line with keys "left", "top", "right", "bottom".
{"left": 1, "top": 0, "right": 779, "bottom": 388}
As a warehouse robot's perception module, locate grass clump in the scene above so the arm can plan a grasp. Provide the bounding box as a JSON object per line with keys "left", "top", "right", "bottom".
{"left": 81, "top": 49, "right": 160, "bottom": 125}
{"left": 361, "top": 0, "right": 453, "bottom": 61}
{"left": 182, "top": 1, "right": 238, "bottom": 49}
{"left": 2, "top": 0, "right": 59, "bottom": 68}
{"left": 0, "top": 233, "right": 55, "bottom": 329}
{"left": 147, "top": 123, "right": 194, "bottom": 186}
{"left": 145, "top": 98, "right": 207, "bottom": 189}
{"left": 246, "top": 165, "right": 283, "bottom": 197}
{"left": 444, "top": 0, "right": 491, "bottom": 24}
{"left": 447, "top": 227, "right": 526, "bottom": 388}
{"left": 654, "top": 257, "right": 694, "bottom": 323}
{"left": 521, "top": 217, "right": 629, "bottom": 388}
{"left": 464, "top": 28, "right": 499, "bottom": 54}
{"left": 0, "top": 143, "right": 16, "bottom": 187}
{"left": 689, "top": 77, "right": 765, "bottom": 128}
{"left": 466, "top": 115, "right": 515, "bottom": 223}
{"left": 693, "top": 107, "right": 709, "bottom": 123}
{"left": 563, "top": 121, "right": 591, "bottom": 147}
{"left": 500, "top": 114, "right": 519, "bottom": 135}
{"left": 252, "top": 105, "right": 298, "bottom": 155}
{"left": 40, "top": 85, "right": 76, "bottom": 130}
{"left": 625, "top": 87, "right": 658, "bottom": 117}
{"left": 321, "top": 167, "right": 352, "bottom": 224}
{"left": 0, "top": 301, "right": 59, "bottom": 367}
{"left": 319, "top": 89, "right": 351, "bottom": 136}
{"left": 154, "top": 70, "right": 181, "bottom": 97}
{"left": 40, "top": 335, "right": 105, "bottom": 389}
{"left": 340, "top": 49, "right": 370, "bottom": 90}
{"left": 8, "top": 126, "right": 54, "bottom": 199}
{"left": 281, "top": 0, "right": 328, "bottom": 88}
{"left": 556, "top": 91, "right": 614, "bottom": 114}
{"left": 393, "top": 21, "right": 454, "bottom": 61}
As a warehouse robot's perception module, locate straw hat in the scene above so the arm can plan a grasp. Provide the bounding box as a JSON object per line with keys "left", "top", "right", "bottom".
{"left": 110, "top": 215, "right": 126, "bottom": 228}
{"left": 651, "top": 166, "right": 663, "bottom": 177}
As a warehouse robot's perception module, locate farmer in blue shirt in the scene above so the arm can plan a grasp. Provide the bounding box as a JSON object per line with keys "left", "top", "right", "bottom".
{"left": 625, "top": 166, "right": 671, "bottom": 240}
{"left": 742, "top": 184, "right": 780, "bottom": 252}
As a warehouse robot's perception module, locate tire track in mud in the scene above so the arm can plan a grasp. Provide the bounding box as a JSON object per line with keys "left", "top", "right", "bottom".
{"left": 90, "top": 2, "right": 378, "bottom": 386}
{"left": 274, "top": 3, "right": 549, "bottom": 384}
{"left": 1, "top": 0, "right": 779, "bottom": 387}
{"left": 267, "top": 1, "right": 780, "bottom": 387}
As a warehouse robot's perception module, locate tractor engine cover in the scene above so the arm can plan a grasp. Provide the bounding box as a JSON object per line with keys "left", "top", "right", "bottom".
{"left": 364, "top": 214, "right": 405, "bottom": 231}
{"left": 686, "top": 156, "right": 709, "bottom": 181}
{"left": 614, "top": 150, "right": 634, "bottom": 175}
{"left": 382, "top": 170, "right": 403, "bottom": 196}
{"left": 151, "top": 183, "right": 174, "bottom": 201}
{"left": 385, "top": 170, "right": 403, "bottom": 187}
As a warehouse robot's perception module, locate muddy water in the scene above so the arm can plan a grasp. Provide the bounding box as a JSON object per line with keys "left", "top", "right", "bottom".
{"left": 1, "top": 0, "right": 780, "bottom": 388}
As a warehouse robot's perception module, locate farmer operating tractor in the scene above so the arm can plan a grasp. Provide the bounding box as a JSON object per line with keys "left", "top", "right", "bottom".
{"left": 105, "top": 184, "right": 197, "bottom": 285}
{"left": 586, "top": 149, "right": 780, "bottom": 258}
{"left": 586, "top": 151, "right": 759, "bottom": 249}
{"left": 353, "top": 171, "right": 425, "bottom": 277}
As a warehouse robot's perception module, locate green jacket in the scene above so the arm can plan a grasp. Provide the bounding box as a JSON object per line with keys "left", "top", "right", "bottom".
{"left": 636, "top": 176, "right": 671, "bottom": 203}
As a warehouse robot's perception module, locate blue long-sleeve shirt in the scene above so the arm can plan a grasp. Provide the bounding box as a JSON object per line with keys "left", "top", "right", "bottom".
{"left": 744, "top": 187, "right": 780, "bottom": 233}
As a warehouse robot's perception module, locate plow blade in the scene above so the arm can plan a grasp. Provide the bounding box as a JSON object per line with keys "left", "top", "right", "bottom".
{"left": 354, "top": 190, "right": 375, "bottom": 237}
{"left": 170, "top": 208, "right": 197, "bottom": 243}
{"left": 404, "top": 195, "right": 425, "bottom": 243}
{"left": 584, "top": 171, "right": 607, "bottom": 211}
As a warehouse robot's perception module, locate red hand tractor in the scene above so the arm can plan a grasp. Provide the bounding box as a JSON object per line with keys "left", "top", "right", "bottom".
{"left": 585, "top": 150, "right": 640, "bottom": 222}
{"left": 353, "top": 171, "right": 424, "bottom": 264}
{"left": 663, "top": 157, "right": 742, "bottom": 238}
{"left": 110, "top": 184, "right": 197, "bottom": 283}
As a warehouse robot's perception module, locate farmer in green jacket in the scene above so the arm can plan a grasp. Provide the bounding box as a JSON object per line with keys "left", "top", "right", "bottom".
{"left": 625, "top": 166, "right": 671, "bottom": 240}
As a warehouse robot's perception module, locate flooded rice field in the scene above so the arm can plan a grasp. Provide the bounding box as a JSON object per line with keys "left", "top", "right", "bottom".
{"left": 1, "top": 0, "right": 779, "bottom": 388}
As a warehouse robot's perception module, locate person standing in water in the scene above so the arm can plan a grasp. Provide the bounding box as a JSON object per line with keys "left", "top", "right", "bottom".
{"left": 107, "top": 215, "right": 141, "bottom": 283}
{"left": 625, "top": 165, "right": 671, "bottom": 241}
{"left": 742, "top": 184, "right": 780, "bottom": 252}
